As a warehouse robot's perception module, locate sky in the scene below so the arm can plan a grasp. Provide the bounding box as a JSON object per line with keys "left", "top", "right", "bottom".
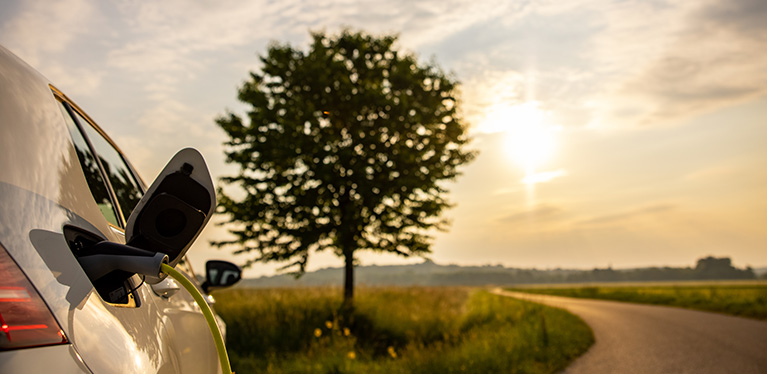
{"left": 1, "top": 0, "right": 765, "bottom": 277}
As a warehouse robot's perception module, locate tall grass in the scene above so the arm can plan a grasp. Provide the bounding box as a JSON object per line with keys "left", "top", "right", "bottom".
{"left": 509, "top": 283, "right": 767, "bottom": 320}
{"left": 214, "top": 287, "right": 593, "bottom": 373}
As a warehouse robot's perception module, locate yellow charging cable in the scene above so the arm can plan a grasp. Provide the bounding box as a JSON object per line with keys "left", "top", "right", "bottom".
{"left": 161, "top": 263, "right": 233, "bottom": 374}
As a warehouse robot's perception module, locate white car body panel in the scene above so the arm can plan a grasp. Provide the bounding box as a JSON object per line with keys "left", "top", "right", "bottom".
{"left": 0, "top": 45, "right": 222, "bottom": 373}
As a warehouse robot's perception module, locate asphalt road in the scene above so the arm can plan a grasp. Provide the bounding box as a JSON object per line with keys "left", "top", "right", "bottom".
{"left": 493, "top": 289, "right": 767, "bottom": 374}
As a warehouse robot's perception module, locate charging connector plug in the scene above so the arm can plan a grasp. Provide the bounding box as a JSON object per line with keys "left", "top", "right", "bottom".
{"left": 77, "top": 241, "right": 169, "bottom": 282}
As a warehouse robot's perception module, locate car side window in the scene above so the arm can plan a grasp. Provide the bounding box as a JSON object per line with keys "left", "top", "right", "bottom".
{"left": 58, "top": 102, "right": 121, "bottom": 227}
{"left": 73, "top": 111, "right": 143, "bottom": 221}
{"left": 56, "top": 96, "right": 144, "bottom": 227}
{"left": 53, "top": 89, "right": 147, "bottom": 307}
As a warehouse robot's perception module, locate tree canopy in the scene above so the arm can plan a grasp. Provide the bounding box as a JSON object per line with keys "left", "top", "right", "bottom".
{"left": 215, "top": 30, "right": 475, "bottom": 303}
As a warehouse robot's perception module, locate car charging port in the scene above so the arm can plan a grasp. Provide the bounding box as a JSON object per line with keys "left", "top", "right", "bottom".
{"left": 77, "top": 242, "right": 168, "bottom": 283}
{"left": 63, "top": 225, "right": 149, "bottom": 305}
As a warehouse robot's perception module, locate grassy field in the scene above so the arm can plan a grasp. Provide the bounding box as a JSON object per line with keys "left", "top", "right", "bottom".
{"left": 508, "top": 282, "right": 767, "bottom": 320}
{"left": 213, "top": 287, "right": 594, "bottom": 374}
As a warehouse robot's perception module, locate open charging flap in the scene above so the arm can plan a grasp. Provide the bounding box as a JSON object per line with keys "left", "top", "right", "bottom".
{"left": 125, "top": 148, "right": 216, "bottom": 269}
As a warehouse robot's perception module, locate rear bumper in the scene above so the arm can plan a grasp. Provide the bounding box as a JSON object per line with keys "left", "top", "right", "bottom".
{"left": 0, "top": 344, "right": 92, "bottom": 373}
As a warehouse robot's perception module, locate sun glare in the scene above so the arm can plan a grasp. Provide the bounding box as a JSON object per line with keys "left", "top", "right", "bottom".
{"left": 480, "top": 102, "right": 559, "bottom": 178}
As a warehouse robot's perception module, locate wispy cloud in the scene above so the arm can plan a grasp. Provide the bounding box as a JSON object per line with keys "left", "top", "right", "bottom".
{"left": 522, "top": 169, "right": 567, "bottom": 185}
{"left": 104, "top": 0, "right": 518, "bottom": 101}
{"left": 438, "top": 0, "right": 767, "bottom": 131}
{"left": 595, "top": 0, "right": 767, "bottom": 127}
{"left": 578, "top": 204, "right": 676, "bottom": 226}
{"left": 499, "top": 204, "right": 566, "bottom": 224}
{"left": 697, "top": 0, "right": 767, "bottom": 39}
{"left": 0, "top": 0, "right": 95, "bottom": 65}
{"left": 0, "top": 0, "right": 104, "bottom": 97}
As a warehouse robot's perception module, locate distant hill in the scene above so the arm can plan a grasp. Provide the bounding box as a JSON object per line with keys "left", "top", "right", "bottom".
{"left": 239, "top": 257, "right": 760, "bottom": 288}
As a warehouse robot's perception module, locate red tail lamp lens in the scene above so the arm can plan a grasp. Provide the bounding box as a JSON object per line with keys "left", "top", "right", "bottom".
{"left": 0, "top": 242, "right": 68, "bottom": 350}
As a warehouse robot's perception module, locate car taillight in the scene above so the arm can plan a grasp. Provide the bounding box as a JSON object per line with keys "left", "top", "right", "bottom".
{"left": 0, "top": 242, "right": 68, "bottom": 350}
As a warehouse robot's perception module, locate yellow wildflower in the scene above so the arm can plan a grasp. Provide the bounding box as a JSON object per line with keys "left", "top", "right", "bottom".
{"left": 343, "top": 328, "right": 351, "bottom": 336}
{"left": 325, "top": 320, "right": 333, "bottom": 329}
{"left": 314, "top": 328, "right": 322, "bottom": 338}
{"left": 387, "top": 346, "right": 397, "bottom": 358}
{"left": 347, "top": 351, "right": 356, "bottom": 360}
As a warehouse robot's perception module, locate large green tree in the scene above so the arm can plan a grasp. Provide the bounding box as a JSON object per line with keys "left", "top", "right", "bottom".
{"left": 215, "top": 30, "right": 475, "bottom": 305}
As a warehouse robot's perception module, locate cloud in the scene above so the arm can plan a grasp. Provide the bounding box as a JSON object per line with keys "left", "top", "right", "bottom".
{"left": 499, "top": 204, "right": 565, "bottom": 224}
{"left": 578, "top": 204, "right": 676, "bottom": 226}
{"left": 459, "top": 70, "right": 527, "bottom": 132}
{"left": 41, "top": 65, "right": 105, "bottom": 98}
{"left": 522, "top": 169, "right": 567, "bottom": 185}
{"left": 696, "top": 0, "right": 767, "bottom": 39}
{"left": 605, "top": 0, "right": 767, "bottom": 126}
{"left": 0, "top": 0, "right": 95, "bottom": 66}
{"left": 116, "top": 98, "right": 229, "bottom": 179}
{"left": 93, "top": 0, "right": 537, "bottom": 181}
{"left": 352, "top": 0, "right": 520, "bottom": 49}
{"left": 95, "top": 0, "right": 522, "bottom": 118}
{"left": 472, "top": 0, "right": 766, "bottom": 130}
{"left": 422, "top": 0, "right": 764, "bottom": 132}
{"left": 106, "top": 1, "right": 273, "bottom": 100}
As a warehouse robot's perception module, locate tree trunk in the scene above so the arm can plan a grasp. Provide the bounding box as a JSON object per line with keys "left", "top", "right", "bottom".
{"left": 343, "top": 250, "right": 354, "bottom": 309}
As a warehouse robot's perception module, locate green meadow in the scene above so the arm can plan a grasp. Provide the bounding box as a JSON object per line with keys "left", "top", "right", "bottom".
{"left": 508, "top": 282, "right": 767, "bottom": 320}
{"left": 213, "top": 287, "right": 594, "bottom": 374}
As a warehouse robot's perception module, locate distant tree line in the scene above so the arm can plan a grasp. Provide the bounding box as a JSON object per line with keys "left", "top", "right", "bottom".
{"left": 241, "top": 256, "right": 758, "bottom": 287}
{"left": 562, "top": 256, "right": 755, "bottom": 284}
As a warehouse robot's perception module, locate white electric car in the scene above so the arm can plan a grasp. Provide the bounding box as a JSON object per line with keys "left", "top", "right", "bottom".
{"left": 0, "top": 45, "right": 240, "bottom": 373}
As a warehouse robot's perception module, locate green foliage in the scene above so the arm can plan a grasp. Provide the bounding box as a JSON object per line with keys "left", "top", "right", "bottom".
{"left": 214, "top": 287, "right": 593, "bottom": 374}
{"left": 510, "top": 283, "right": 767, "bottom": 320}
{"left": 693, "top": 256, "right": 755, "bottom": 279}
{"left": 212, "top": 288, "right": 342, "bottom": 355}
{"left": 214, "top": 29, "right": 475, "bottom": 290}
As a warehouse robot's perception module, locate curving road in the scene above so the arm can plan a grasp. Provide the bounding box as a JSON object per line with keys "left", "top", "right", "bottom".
{"left": 493, "top": 289, "right": 767, "bottom": 374}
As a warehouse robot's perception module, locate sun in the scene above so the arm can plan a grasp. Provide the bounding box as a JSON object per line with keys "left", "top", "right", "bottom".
{"left": 480, "top": 101, "right": 558, "bottom": 176}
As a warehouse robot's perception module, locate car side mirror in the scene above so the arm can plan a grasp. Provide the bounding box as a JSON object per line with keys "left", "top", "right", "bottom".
{"left": 125, "top": 148, "right": 216, "bottom": 267}
{"left": 203, "top": 260, "right": 241, "bottom": 293}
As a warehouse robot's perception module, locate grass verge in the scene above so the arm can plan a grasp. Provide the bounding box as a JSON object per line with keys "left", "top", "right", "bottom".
{"left": 508, "top": 283, "right": 767, "bottom": 320}
{"left": 214, "top": 287, "right": 594, "bottom": 373}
